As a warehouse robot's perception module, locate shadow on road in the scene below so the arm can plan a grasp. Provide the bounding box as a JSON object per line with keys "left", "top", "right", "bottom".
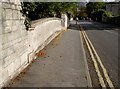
{"left": 68, "top": 23, "right": 80, "bottom": 31}
{"left": 79, "top": 20, "right": 119, "bottom": 32}
{"left": 68, "top": 20, "right": 119, "bottom": 33}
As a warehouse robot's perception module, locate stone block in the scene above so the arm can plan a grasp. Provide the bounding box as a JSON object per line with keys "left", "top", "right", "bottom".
{"left": 2, "top": 9, "right": 6, "bottom": 20}
{"left": 5, "top": 9, "right": 12, "bottom": 20}
{"left": 20, "top": 52, "right": 28, "bottom": 66}
{"left": 0, "top": 2, "right": 2, "bottom": 20}
{"left": 14, "top": 4, "right": 17, "bottom": 10}
{"left": 0, "top": 50, "right": 4, "bottom": 61}
{"left": 12, "top": 10, "right": 18, "bottom": 19}
{"left": 14, "top": 0, "right": 21, "bottom": 5}
{"left": 3, "top": 55, "right": 14, "bottom": 68}
{"left": 13, "top": 41, "right": 23, "bottom": 50}
{"left": 16, "top": 5, "right": 19, "bottom": 10}
{"left": 0, "top": 60, "right": 3, "bottom": 70}
{"left": 12, "top": 20, "right": 19, "bottom": 25}
{"left": 3, "top": 20, "right": 13, "bottom": 27}
{"left": 2, "top": 0, "right": 10, "bottom": 3}
{"left": 2, "top": 41, "right": 11, "bottom": 50}
{"left": 1, "top": 46, "right": 11, "bottom": 60}
{"left": 10, "top": 0, "right": 16, "bottom": 3}
{"left": 0, "top": 21, "right": 2, "bottom": 35}
{"left": 13, "top": 45, "right": 26, "bottom": 59}
{"left": 12, "top": 25, "right": 18, "bottom": 32}
{"left": 14, "top": 57, "right": 21, "bottom": 71}
{"left": 18, "top": 5, "right": 22, "bottom": 11}
{"left": 2, "top": 3, "right": 11, "bottom": 9}
{"left": 11, "top": 30, "right": 21, "bottom": 41}
{"left": 3, "top": 26, "right": 12, "bottom": 34}
{"left": 2, "top": 44, "right": 27, "bottom": 68}
{"left": 2, "top": 32, "right": 13, "bottom": 44}
{"left": 20, "top": 13, "right": 25, "bottom": 20}
{"left": 2, "top": 67, "right": 9, "bottom": 83}
{"left": 21, "top": 30, "right": 27, "bottom": 37}
{"left": 17, "top": 11, "right": 22, "bottom": 20}
{"left": 7, "top": 62, "right": 14, "bottom": 77}
{"left": 20, "top": 19, "right": 25, "bottom": 25}
{"left": 11, "top": 4, "right": 15, "bottom": 10}
{"left": 2, "top": 36, "right": 25, "bottom": 50}
{"left": 2, "top": 33, "right": 8, "bottom": 45}
{"left": 11, "top": 37, "right": 22, "bottom": 46}
{"left": 0, "top": 69, "right": 3, "bottom": 85}
{"left": 0, "top": 46, "right": 2, "bottom": 55}
{"left": 3, "top": 56, "right": 13, "bottom": 68}
{"left": 8, "top": 46, "right": 15, "bottom": 55}
{"left": 0, "top": 37, "right": 2, "bottom": 55}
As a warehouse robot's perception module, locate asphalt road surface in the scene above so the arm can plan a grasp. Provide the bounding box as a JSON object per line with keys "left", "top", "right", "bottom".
{"left": 80, "top": 20, "right": 119, "bottom": 87}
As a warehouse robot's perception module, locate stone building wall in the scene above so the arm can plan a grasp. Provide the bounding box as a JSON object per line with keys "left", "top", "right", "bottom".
{"left": 0, "top": 1, "right": 28, "bottom": 88}
{"left": 106, "top": 2, "right": 120, "bottom": 16}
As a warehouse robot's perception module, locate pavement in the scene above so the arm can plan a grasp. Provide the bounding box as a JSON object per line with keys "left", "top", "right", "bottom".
{"left": 80, "top": 20, "right": 119, "bottom": 87}
{"left": 11, "top": 21, "right": 91, "bottom": 87}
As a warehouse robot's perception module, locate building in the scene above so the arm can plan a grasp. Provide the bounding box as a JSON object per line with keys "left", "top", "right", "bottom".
{"left": 106, "top": 2, "right": 120, "bottom": 16}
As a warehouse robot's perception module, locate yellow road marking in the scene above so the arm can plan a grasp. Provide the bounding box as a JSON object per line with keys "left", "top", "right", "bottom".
{"left": 79, "top": 29, "right": 92, "bottom": 87}
{"left": 83, "top": 30, "right": 115, "bottom": 88}
{"left": 80, "top": 30, "right": 106, "bottom": 88}
{"left": 79, "top": 24, "right": 115, "bottom": 88}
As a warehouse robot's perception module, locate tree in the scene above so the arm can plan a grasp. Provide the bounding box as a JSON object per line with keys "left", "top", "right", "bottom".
{"left": 20, "top": 2, "right": 78, "bottom": 29}
{"left": 92, "top": 9, "right": 106, "bottom": 21}
{"left": 78, "top": 5, "right": 87, "bottom": 19}
{"left": 86, "top": 2, "right": 106, "bottom": 18}
{"left": 21, "top": 2, "right": 78, "bottom": 20}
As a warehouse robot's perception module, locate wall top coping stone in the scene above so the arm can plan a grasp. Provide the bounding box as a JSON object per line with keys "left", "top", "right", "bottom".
{"left": 31, "top": 17, "right": 61, "bottom": 28}
{"left": 2, "top": 0, "right": 21, "bottom": 5}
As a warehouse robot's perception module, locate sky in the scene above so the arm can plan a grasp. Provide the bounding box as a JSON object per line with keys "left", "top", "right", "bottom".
{"left": 2, "top": 0, "right": 118, "bottom": 2}
{"left": 86, "top": 0, "right": 116, "bottom": 2}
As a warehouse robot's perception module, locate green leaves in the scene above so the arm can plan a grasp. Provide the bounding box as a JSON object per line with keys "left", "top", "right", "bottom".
{"left": 21, "top": 2, "right": 78, "bottom": 20}
{"left": 86, "top": 2, "right": 106, "bottom": 18}
{"left": 21, "top": 2, "right": 78, "bottom": 29}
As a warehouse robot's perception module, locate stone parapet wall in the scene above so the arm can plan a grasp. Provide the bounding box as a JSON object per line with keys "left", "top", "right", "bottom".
{"left": 29, "top": 18, "right": 64, "bottom": 53}
{"left": 0, "top": 1, "right": 66, "bottom": 88}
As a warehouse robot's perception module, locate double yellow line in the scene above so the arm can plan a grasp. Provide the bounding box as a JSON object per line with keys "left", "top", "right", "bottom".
{"left": 79, "top": 25, "right": 114, "bottom": 89}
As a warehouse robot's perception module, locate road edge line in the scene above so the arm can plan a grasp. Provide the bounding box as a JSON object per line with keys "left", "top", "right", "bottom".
{"left": 78, "top": 24, "right": 93, "bottom": 87}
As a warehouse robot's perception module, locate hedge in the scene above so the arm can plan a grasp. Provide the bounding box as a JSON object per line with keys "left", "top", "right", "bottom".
{"left": 102, "top": 11, "right": 120, "bottom": 26}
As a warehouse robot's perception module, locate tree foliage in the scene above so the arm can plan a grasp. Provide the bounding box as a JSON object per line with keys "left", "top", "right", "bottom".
{"left": 78, "top": 5, "right": 87, "bottom": 19}
{"left": 20, "top": 2, "right": 78, "bottom": 29}
{"left": 86, "top": 2, "right": 106, "bottom": 18}
{"left": 91, "top": 9, "right": 106, "bottom": 21}
{"left": 21, "top": 2, "right": 78, "bottom": 20}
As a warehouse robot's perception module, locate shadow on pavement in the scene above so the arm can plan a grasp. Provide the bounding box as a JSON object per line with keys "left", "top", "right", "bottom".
{"left": 68, "top": 24, "right": 79, "bottom": 31}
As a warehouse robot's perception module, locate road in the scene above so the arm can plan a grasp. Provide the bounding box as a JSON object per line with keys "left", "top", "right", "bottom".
{"left": 80, "top": 20, "right": 119, "bottom": 87}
